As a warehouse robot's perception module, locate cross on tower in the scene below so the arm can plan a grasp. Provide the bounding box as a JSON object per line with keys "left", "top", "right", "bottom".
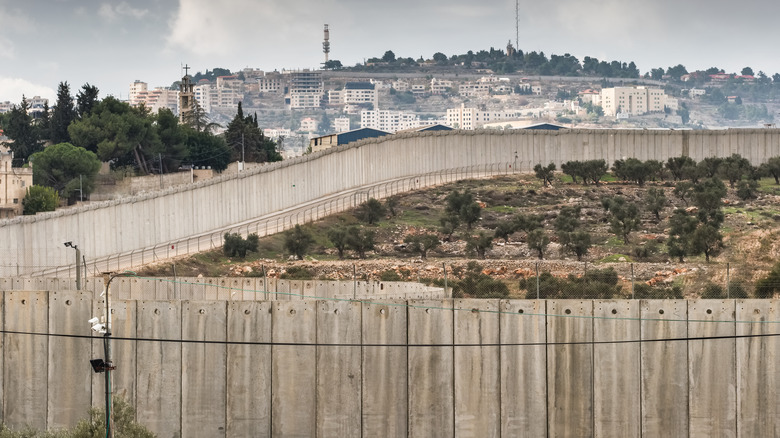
{"left": 183, "top": 64, "right": 190, "bottom": 77}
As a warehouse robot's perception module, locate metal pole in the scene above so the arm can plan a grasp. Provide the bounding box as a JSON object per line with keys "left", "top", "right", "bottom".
{"left": 535, "top": 262, "right": 540, "bottom": 299}
{"left": 353, "top": 264, "right": 357, "bottom": 300}
{"left": 80, "top": 175, "right": 83, "bottom": 203}
{"left": 75, "top": 247, "right": 82, "bottom": 291}
{"left": 631, "top": 263, "right": 635, "bottom": 299}
{"left": 443, "top": 263, "right": 448, "bottom": 297}
{"left": 101, "top": 273, "right": 114, "bottom": 438}
{"left": 726, "top": 262, "right": 730, "bottom": 299}
{"left": 159, "top": 153, "right": 163, "bottom": 189}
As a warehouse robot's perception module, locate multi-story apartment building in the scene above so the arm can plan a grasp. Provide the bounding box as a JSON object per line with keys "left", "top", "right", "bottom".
{"left": 284, "top": 70, "right": 324, "bottom": 109}
{"left": 343, "top": 82, "right": 378, "bottom": 109}
{"left": 600, "top": 87, "right": 666, "bottom": 117}
{"left": 258, "top": 72, "right": 284, "bottom": 94}
{"left": 361, "top": 109, "right": 423, "bottom": 132}
{"left": 194, "top": 81, "right": 215, "bottom": 113}
{"left": 0, "top": 146, "right": 33, "bottom": 218}
{"left": 299, "top": 118, "right": 317, "bottom": 132}
{"left": 458, "top": 82, "right": 491, "bottom": 97}
{"left": 0, "top": 97, "right": 49, "bottom": 117}
{"left": 128, "top": 81, "right": 178, "bottom": 113}
{"left": 446, "top": 104, "right": 520, "bottom": 130}
{"left": 430, "top": 78, "right": 453, "bottom": 95}
{"left": 334, "top": 117, "right": 350, "bottom": 132}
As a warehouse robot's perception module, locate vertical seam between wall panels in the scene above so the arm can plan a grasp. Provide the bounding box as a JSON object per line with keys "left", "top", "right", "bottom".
{"left": 223, "top": 301, "right": 228, "bottom": 438}
{"left": 497, "top": 300, "right": 502, "bottom": 438}
{"left": 733, "top": 301, "right": 738, "bottom": 438}
{"left": 545, "top": 300, "right": 550, "bottom": 438}
{"left": 591, "top": 301, "right": 595, "bottom": 438}
{"left": 639, "top": 301, "right": 643, "bottom": 438}
{"left": 452, "top": 300, "right": 456, "bottom": 437}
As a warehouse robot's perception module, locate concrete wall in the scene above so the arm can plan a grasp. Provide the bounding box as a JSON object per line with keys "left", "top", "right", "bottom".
{"left": 1, "top": 295, "right": 777, "bottom": 437}
{"left": 3, "top": 129, "right": 780, "bottom": 276}
{"left": 0, "top": 277, "right": 447, "bottom": 301}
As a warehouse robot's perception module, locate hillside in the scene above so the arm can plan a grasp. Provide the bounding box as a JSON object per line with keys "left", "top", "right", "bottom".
{"left": 136, "top": 173, "right": 780, "bottom": 299}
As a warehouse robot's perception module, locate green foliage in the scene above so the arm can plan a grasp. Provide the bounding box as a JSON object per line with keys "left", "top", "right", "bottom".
{"left": 673, "top": 181, "right": 695, "bottom": 206}
{"left": 533, "top": 162, "right": 556, "bottom": 186}
{"left": 356, "top": 198, "right": 386, "bottom": 224}
{"left": 50, "top": 82, "right": 77, "bottom": 144}
{"left": 346, "top": 226, "right": 376, "bottom": 259}
{"left": 665, "top": 157, "right": 697, "bottom": 181}
{"left": 465, "top": 231, "right": 493, "bottom": 259}
{"left": 155, "top": 108, "right": 188, "bottom": 171}
{"left": 690, "top": 223, "right": 723, "bottom": 262}
{"left": 0, "top": 396, "right": 154, "bottom": 438}
{"left": 526, "top": 229, "right": 549, "bottom": 259}
{"left": 718, "top": 153, "right": 752, "bottom": 188}
{"left": 223, "top": 232, "right": 259, "bottom": 258}
{"left": 184, "top": 128, "right": 231, "bottom": 172}
{"left": 612, "top": 158, "right": 651, "bottom": 185}
{"left": 603, "top": 196, "right": 641, "bottom": 244}
{"left": 736, "top": 179, "right": 759, "bottom": 200}
{"left": 280, "top": 266, "right": 315, "bottom": 280}
{"left": 379, "top": 270, "right": 402, "bottom": 281}
{"left": 633, "top": 283, "right": 683, "bottom": 299}
{"left": 755, "top": 262, "right": 780, "bottom": 298}
{"left": 519, "top": 268, "right": 622, "bottom": 299}
{"left": 22, "top": 185, "right": 59, "bottom": 215}
{"left": 450, "top": 262, "right": 509, "bottom": 298}
{"left": 701, "top": 283, "right": 725, "bottom": 299}
{"left": 644, "top": 187, "right": 667, "bottom": 220}
{"left": 76, "top": 83, "right": 100, "bottom": 118}
{"left": 404, "top": 232, "right": 440, "bottom": 259}
{"left": 667, "top": 209, "right": 699, "bottom": 262}
{"left": 30, "top": 142, "right": 101, "bottom": 203}
{"left": 68, "top": 96, "right": 161, "bottom": 173}
{"left": 224, "top": 102, "right": 282, "bottom": 163}
{"left": 327, "top": 226, "right": 349, "bottom": 259}
{"left": 4, "top": 96, "right": 43, "bottom": 162}
{"left": 561, "top": 159, "right": 607, "bottom": 185}
{"left": 385, "top": 196, "right": 399, "bottom": 216}
{"left": 444, "top": 190, "right": 481, "bottom": 229}
{"left": 760, "top": 156, "right": 780, "bottom": 184}
{"left": 493, "top": 221, "right": 516, "bottom": 243}
{"left": 284, "top": 225, "right": 314, "bottom": 260}
{"left": 692, "top": 177, "right": 727, "bottom": 226}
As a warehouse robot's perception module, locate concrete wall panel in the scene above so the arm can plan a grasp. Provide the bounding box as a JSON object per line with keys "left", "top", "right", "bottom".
{"left": 316, "top": 300, "right": 362, "bottom": 437}
{"left": 47, "top": 291, "right": 92, "bottom": 429}
{"left": 408, "top": 300, "right": 454, "bottom": 438}
{"left": 688, "top": 300, "right": 737, "bottom": 437}
{"left": 91, "top": 299, "right": 137, "bottom": 409}
{"left": 362, "top": 300, "right": 407, "bottom": 437}
{"left": 3, "top": 291, "right": 48, "bottom": 430}
{"left": 182, "top": 301, "right": 227, "bottom": 437}
{"left": 640, "top": 300, "right": 689, "bottom": 436}
{"left": 454, "top": 299, "right": 499, "bottom": 438}
{"left": 547, "top": 300, "right": 593, "bottom": 437}
{"left": 136, "top": 301, "right": 181, "bottom": 438}
{"left": 271, "top": 300, "right": 316, "bottom": 437}
{"left": 736, "top": 299, "right": 779, "bottom": 437}
{"left": 593, "top": 300, "right": 641, "bottom": 437}
{"left": 500, "top": 300, "right": 547, "bottom": 437}
{"left": 226, "top": 301, "right": 272, "bottom": 437}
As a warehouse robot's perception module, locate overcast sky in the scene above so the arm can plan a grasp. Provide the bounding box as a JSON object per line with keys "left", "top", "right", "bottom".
{"left": 2, "top": 0, "right": 779, "bottom": 103}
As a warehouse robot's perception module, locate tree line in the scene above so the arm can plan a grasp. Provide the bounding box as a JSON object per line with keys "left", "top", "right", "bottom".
{"left": 0, "top": 82, "right": 282, "bottom": 214}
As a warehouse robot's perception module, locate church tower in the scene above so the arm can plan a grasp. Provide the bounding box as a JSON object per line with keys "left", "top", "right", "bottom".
{"left": 178, "top": 64, "right": 195, "bottom": 122}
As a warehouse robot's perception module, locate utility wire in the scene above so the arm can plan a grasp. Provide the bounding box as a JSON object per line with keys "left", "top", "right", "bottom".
{"left": 2, "top": 328, "right": 779, "bottom": 347}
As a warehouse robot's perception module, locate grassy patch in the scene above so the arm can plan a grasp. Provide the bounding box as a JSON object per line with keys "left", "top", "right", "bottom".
{"left": 598, "top": 254, "right": 634, "bottom": 263}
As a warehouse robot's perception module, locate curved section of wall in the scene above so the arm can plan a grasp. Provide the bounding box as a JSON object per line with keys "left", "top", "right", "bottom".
{"left": 1, "top": 129, "right": 779, "bottom": 276}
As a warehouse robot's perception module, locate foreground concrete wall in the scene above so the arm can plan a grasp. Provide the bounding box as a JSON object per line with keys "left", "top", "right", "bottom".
{"left": 2, "top": 129, "right": 780, "bottom": 276}
{"left": 1, "top": 296, "right": 778, "bottom": 437}
{"left": 0, "top": 277, "right": 446, "bottom": 301}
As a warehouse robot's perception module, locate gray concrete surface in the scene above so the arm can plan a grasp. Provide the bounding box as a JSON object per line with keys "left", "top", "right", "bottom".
{"left": 0, "top": 296, "right": 778, "bottom": 437}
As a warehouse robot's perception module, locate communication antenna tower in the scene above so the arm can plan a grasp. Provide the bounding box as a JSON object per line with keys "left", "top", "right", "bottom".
{"left": 323, "top": 24, "right": 331, "bottom": 63}
{"left": 515, "top": 0, "right": 519, "bottom": 49}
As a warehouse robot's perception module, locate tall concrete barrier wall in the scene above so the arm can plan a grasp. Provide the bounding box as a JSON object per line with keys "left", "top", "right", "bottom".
{"left": 1, "top": 295, "right": 778, "bottom": 437}
{"left": 2, "top": 129, "right": 780, "bottom": 277}
{"left": 0, "top": 277, "right": 447, "bottom": 301}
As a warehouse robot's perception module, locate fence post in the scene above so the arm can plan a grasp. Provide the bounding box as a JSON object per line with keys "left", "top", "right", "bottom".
{"left": 443, "top": 263, "right": 448, "bottom": 298}
{"left": 535, "top": 261, "right": 540, "bottom": 300}
{"left": 353, "top": 264, "right": 357, "bottom": 300}
{"left": 631, "top": 263, "right": 635, "bottom": 299}
{"left": 726, "top": 262, "right": 730, "bottom": 299}
{"left": 262, "top": 265, "right": 267, "bottom": 298}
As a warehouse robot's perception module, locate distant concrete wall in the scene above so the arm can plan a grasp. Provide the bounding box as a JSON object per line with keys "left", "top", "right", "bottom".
{"left": 1, "top": 297, "right": 777, "bottom": 437}
{"left": 3, "top": 129, "right": 780, "bottom": 276}
{"left": 0, "top": 277, "right": 447, "bottom": 301}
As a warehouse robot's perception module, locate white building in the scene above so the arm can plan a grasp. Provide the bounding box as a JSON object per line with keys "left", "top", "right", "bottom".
{"left": 284, "top": 70, "right": 324, "bottom": 109}
{"left": 128, "top": 81, "right": 179, "bottom": 113}
{"left": 299, "top": 117, "right": 317, "bottom": 132}
{"left": 430, "top": 78, "right": 453, "bottom": 95}
{"left": 600, "top": 86, "right": 666, "bottom": 117}
{"left": 361, "top": 109, "right": 424, "bottom": 133}
{"left": 446, "top": 104, "right": 520, "bottom": 130}
{"left": 458, "top": 82, "right": 491, "bottom": 97}
{"left": 334, "top": 117, "right": 350, "bottom": 132}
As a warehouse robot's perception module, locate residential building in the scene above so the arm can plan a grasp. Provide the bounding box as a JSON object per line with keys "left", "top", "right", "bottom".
{"left": 600, "top": 86, "right": 666, "bottom": 117}
{"left": 392, "top": 80, "right": 409, "bottom": 92}
{"left": 129, "top": 80, "right": 179, "bottom": 113}
{"left": 343, "top": 82, "right": 378, "bottom": 109}
{"left": 430, "top": 78, "right": 453, "bottom": 95}
{"left": 258, "top": 72, "right": 284, "bottom": 94}
{"left": 411, "top": 84, "right": 427, "bottom": 96}
{"left": 263, "top": 128, "right": 292, "bottom": 139}
{"left": 446, "top": 104, "right": 520, "bottom": 130}
{"left": 0, "top": 146, "right": 33, "bottom": 218}
{"left": 361, "top": 109, "right": 423, "bottom": 132}
{"left": 300, "top": 118, "right": 317, "bottom": 133}
{"left": 284, "top": 70, "right": 324, "bottom": 109}
{"left": 334, "top": 117, "right": 350, "bottom": 132}
{"left": 689, "top": 88, "right": 706, "bottom": 97}
{"left": 194, "top": 82, "right": 215, "bottom": 113}
{"left": 458, "top": 81, "right": 491, "bottom": 97}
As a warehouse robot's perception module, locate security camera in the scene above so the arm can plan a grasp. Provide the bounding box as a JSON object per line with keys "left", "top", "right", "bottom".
{"left": 91, "top": 323, "right": 106, "bottom": 333}
{"left": 64, "top": 242, "right": 72, "bottom": 248}
{"left": 88, "top": 317, "right": 99, "bottom": 325}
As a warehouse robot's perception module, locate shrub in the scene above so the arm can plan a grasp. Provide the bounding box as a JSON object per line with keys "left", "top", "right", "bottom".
{"left": 280, "top": 266, "right": 315, "bottom": 280}
{"left": 223, "top": 232, "right": 259, "bottom": 258}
